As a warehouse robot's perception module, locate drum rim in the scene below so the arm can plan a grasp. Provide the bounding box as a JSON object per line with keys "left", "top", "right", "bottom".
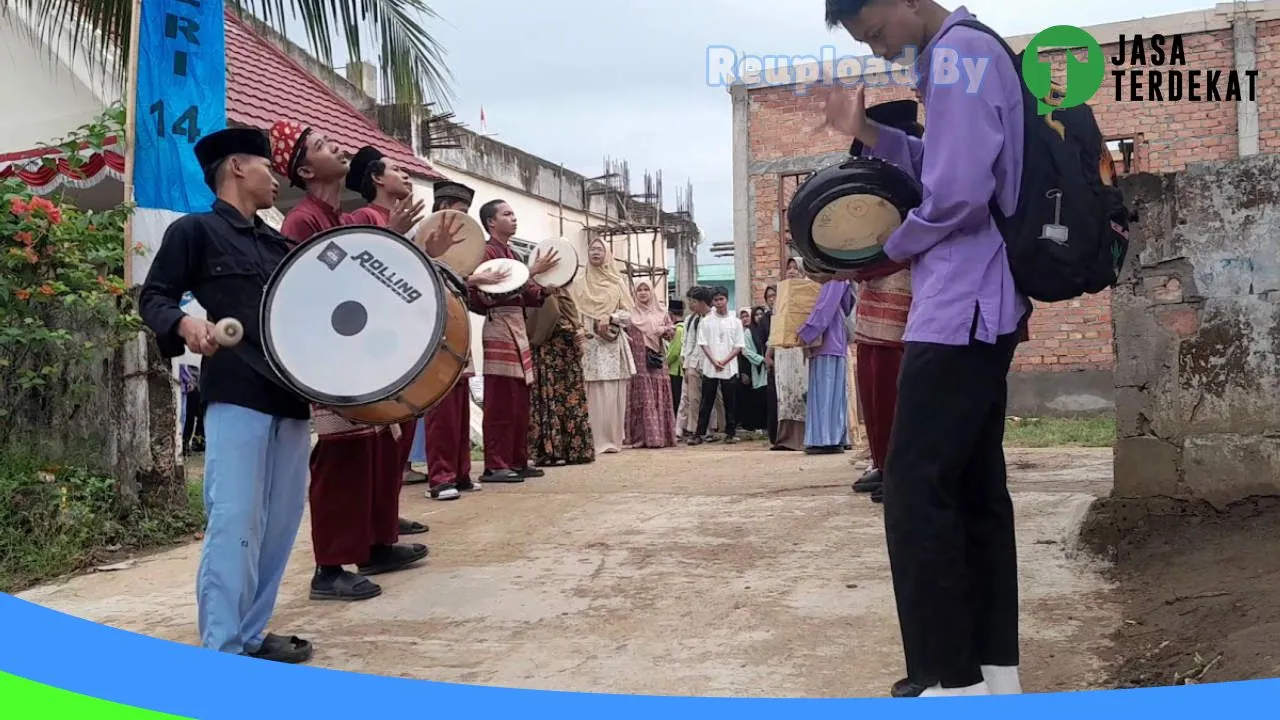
{"left": 259, "top": 224, "right": 447, "bottom": 407}
{"left": 787, "top": 158, "right": 921, "bottom": 271}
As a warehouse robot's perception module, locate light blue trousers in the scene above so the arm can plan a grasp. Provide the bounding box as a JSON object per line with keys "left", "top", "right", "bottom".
{"left": 409, "top": 417, "right": 428, "bottom": 464}
{"left": 198, "top": 402, "right": 310, "bottom": 655}
{"left": 804, "top": 354, "right": 850, "bottom": 448}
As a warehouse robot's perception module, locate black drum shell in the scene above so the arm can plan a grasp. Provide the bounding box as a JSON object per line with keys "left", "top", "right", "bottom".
{"left": 786, "top": 157, "right": 922, "bottom": 272}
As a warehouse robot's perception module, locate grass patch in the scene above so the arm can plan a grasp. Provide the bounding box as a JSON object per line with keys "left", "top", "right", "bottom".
{"left": 0, "top": 448, "right": 205, "bottom": 594}
{"left": 1004, "top": 415, "right": 1116, "bottom": 448}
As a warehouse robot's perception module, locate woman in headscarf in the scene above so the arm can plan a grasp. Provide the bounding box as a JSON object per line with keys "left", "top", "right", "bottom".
{"left": 623, "top": 280, "right": 678, "bottom": 449}
{"left": 767, "top": 259, "right": 809, "bottom": 451}
{"left": 760, "top": 287, "right": 779, "bottom": 444}
{"left": 736, "top": 307, "right": 769, "bottom": 432}
{"left": 573, "top": 238, "right": 637, "bottom": 454}
{"left": 526, "top": 286, "right": 596, "bottom": 467}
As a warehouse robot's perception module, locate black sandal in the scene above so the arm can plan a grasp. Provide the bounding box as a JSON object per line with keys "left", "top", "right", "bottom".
{"left": 247, "top": 633, "right": 313, "bottom": 664}
{"left": 358, "top": 543, "right": 429, "bottom": 576}
{"left": 310, "top": 570, "right": 382, "bottom": 602}
{"left": 398, "top": 518, "right": 429, "bottom": 535}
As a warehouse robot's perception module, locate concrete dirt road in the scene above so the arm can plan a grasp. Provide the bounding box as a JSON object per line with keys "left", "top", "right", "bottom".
{"left": 19, "top": 443, "right": 1119, "bottom": 698}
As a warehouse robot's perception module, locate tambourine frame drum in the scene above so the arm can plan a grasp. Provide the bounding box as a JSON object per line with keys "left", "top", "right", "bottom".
{"left": 260, "top": 225, "right": 471, "bottom": 425}
{"left": 473, "top": 258, "right": 530, "bottom": 302}
{"left": 786, "top": 157, "right": 922, "bottom": 273}
{"left": 529, "top": 238, "right": 580, "bottom": 288}
{"left": 420, "top": 209, "right": 486, "bottom": 277}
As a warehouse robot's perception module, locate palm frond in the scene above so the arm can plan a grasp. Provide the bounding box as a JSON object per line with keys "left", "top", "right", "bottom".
{"left": 1, "top": 0, "right": 454, "bottom": 110}
{"left": 233, "top": 0, "right": 455, "bottom": 110}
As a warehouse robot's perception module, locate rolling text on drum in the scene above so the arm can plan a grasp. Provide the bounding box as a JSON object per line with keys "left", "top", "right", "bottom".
{"left": 324, "top": 242, "right": 424, "bottom": 305}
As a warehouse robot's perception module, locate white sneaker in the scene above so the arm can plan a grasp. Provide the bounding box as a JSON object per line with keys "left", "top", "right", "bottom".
{"left": 430, "top": 487, "right": 460, "bottom": 501}
{"left": 981, "top": 665, "right": 1022, "bottom": 694}
{"left": 919, "top": 681, "right": 991, "bottom": 697}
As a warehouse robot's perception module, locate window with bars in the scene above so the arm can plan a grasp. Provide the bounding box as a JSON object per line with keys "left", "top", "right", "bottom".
{"left": 1106, "top": 137, "right": 1137, "bottom": 176}
{"left": 778, "top": 171, "right": 814, "bottom": 273}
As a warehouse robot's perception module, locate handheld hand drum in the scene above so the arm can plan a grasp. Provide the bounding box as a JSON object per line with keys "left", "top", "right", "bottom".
{"left": 786, "top": 157, "right": 922, "bottom": 274}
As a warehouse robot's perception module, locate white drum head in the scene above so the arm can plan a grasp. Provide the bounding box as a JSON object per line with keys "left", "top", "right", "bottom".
{"left": 262, "top": 226, "right": 445, "bottom": 405}
{"left": 530, "top": 238, "right": 579, "bottom": 288}
{"left": 474, "top": 258, "right": 529, "bottom": 295}
{"left": 419, "top": 209, "right": 486, "bottom": 276}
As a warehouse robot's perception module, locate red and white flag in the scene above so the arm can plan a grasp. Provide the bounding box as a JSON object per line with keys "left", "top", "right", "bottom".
{"left": 480, "top": 106, "right": 487, "bottom": 132}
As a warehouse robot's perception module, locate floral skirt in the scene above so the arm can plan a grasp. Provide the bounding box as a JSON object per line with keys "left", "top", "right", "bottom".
{"left": 528, "top": 330, "right": 595, "bottom": 466}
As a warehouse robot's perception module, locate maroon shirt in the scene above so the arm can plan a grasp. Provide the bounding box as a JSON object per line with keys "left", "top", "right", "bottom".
{"left": 342, "top": 204, "right": 390, "bottom": 228}
{"left": 280, "top": 193, "right": 343, "bottom": 247}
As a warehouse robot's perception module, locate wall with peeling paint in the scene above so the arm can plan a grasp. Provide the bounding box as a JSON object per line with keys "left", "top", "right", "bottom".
{"left": 1114, "top": 154, "right": 1280, "bottom": 511}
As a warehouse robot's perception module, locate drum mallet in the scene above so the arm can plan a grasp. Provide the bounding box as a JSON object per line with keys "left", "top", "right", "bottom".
{"left": 212, "top": 317, "right": 244, "bottom": 348}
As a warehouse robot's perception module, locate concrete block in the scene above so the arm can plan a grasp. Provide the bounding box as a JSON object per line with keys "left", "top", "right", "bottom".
{"left": 1113, "top": 436, "right": 1182, "bottom": 499}
{"left": 1114, "top": 387, "right": 1152, "bottom": 438}
{"left": 1175, "top": 297, "right": 1280, "bottom": 436}
{"left": 1183, "top": 435, "right": 1280, "bottom": 511}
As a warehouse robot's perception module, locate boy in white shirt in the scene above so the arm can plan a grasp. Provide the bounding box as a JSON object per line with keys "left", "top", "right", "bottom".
{"left": 691, "top": 286, "right": 745, "bottom": 445}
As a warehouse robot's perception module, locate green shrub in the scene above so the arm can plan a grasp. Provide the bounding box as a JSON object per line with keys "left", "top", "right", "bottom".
{"left": 0, "top": 447, "right": 204, "bottom": 593}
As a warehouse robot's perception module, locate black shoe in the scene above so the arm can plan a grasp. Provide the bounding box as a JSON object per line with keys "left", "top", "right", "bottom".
{"left": 310, "top": 567, "right": 381, "bottom": 602}
{"left": 891, "top": 677, "right": 929, "bottom": 697}
{"left": 358, "top": 543, "right": 428, "bottom": 576}
{"left": 515, "top": 466, "right": 545, "bottom": 478}
{"left": 398, "top": 517, "right": 429, "bottom": 535}
{"left": 456, "top": 476, "right": 481, "bottom": 492}
{"left": 853, "top": 468, "right": 883, "bottom": 493}
{"left": 870, "top": 486, "right": 883, "bottom": 504}
{"left": 481, "top": 469, "right": 525, "bottom": 484}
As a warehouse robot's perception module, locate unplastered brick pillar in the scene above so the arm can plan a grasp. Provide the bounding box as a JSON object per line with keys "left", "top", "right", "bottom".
{"left": 1114, "top": 155, "right": 1280, "bottom": 513}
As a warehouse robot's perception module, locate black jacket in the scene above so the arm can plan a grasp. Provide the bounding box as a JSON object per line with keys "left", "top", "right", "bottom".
{"left": 138, "top": 200, "right": 311, "bottom": 420}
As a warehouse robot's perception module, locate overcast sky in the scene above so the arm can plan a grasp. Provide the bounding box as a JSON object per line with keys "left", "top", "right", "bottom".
{"left": 300, "top": 0, "right": 1218, "bottom": 266}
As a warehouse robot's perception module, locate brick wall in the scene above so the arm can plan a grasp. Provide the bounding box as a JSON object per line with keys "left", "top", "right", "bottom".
{"left": 745, "top": 21, "right": 1278, "bottom": 379}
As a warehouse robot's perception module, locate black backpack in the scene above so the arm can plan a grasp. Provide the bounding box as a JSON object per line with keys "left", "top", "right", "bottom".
{"left": 941, "top": 19, "right": 1132, "bottom": 303}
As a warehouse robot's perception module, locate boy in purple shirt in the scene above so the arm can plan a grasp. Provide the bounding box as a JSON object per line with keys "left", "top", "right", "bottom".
{"left": 818, "top": 0, "right": 1031, "bottom": 698}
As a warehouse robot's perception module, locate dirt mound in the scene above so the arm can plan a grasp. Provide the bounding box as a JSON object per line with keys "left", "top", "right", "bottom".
{"left": 1088, "top": 497, "right": 1280, "bottom": 687}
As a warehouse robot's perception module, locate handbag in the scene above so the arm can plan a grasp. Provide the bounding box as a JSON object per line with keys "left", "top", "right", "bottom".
{"left": 645, "top": 347, "right": 665, "bottom": 370}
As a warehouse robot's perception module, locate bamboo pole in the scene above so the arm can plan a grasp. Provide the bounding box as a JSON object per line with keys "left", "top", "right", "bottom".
{"left": 116, "top": 0, "right": 151, "bottom": 505}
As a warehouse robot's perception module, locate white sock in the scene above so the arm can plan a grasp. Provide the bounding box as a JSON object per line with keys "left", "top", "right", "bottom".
{"left": 919, "top": 680, "right": 991, "bottom": 697}
{"left": 981, "top": 665, "right": 1022, "bottom": 694}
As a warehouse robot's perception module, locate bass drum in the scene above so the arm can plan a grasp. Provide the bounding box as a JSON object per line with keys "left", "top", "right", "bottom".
{"left": 260, "top": 225, "right": 471, "bottom": 425}
{"left": 786, "top": 157, "right": 922, "bottom": 272}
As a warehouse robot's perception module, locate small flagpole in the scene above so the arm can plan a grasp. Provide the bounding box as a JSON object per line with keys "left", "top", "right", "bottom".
{"left": 121, "top": 0, "right": 143, "bottom": 286}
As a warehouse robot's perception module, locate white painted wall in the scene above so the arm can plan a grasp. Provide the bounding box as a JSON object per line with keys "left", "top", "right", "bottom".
{"left": 0, "top": 16, "right": 119, "bottom": 155}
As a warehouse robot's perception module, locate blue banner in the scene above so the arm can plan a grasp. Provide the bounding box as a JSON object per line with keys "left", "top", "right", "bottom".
{"left": 134, "top": 0, "right": 228, "bottom": 214}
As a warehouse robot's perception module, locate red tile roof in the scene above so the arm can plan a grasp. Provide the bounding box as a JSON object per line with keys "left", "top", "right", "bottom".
{"left": 224, "top": 10, "right": 445, "bottom": 181}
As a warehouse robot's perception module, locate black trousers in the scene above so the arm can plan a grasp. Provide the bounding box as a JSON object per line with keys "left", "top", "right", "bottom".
{"left": 670, "top": 374, "right": 683, "bottom": 423}
{"left": 882, "top": 330, "right": 1020, "bottom": 689}
{"left": 696, "top": 376, "right": 737, "bottom": 438}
